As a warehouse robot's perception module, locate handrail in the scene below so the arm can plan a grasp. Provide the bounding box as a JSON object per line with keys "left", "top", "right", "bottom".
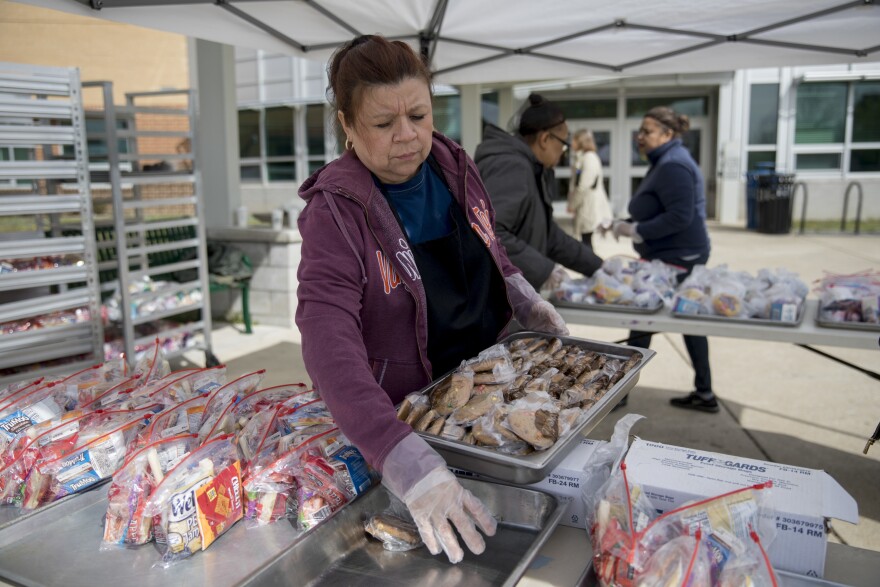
{"left": 840, "top": 181, "right": 864, "bottom": 235}
{"left": 791, "top": 181, "right": 808, "bottom": 235}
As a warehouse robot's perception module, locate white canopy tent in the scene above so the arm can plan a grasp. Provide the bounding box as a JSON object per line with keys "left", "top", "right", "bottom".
{"left": 9, "top": 0, "right": 880, "bottom": 228}
{"left": 13, "top": 0, "right": 880, "bottom": 85}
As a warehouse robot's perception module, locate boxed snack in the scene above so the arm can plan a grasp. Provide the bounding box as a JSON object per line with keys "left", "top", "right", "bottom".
{"left": 622, "top": 439, "right": 858, "bottom": 578}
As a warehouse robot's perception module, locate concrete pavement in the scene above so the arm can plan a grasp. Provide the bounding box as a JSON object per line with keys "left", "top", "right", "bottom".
{"left": 179, "top": 225, "right": 880, "bottom": 556}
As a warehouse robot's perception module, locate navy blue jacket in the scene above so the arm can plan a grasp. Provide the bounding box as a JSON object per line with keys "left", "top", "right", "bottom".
{"left": 629, "top": 139, "right": 710, "bottom": 261}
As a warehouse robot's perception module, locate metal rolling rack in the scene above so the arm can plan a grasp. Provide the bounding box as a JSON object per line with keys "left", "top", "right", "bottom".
{"left": 83, "top": 83, "right": 216, "bottom": 367}
{"left": 0, "top": 62, "right": 104, "bottom": 386}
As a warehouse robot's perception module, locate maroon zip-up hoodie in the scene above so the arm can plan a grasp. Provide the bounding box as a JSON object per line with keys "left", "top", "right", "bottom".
{"left": 296, "top": 132, "right": 520, "bottom": 471}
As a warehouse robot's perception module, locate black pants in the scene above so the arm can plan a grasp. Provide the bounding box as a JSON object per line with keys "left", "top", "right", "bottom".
{"left": 628, "top": 253, "right": 712, "bottom": 394}
{"left": 581, "top": 232, "right": 594, "bottom": 251}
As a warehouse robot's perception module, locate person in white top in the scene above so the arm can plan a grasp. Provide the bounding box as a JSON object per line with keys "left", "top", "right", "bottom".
{"left": 568, "top": 129, "right": 612, "bottom": 251}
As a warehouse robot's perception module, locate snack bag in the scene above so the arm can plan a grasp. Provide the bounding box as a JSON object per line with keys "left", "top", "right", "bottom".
{"left": 0, "top": 411, "right": 95, "bottom": 506}
{"left": 22, "top": 404, "right": 159, "bottom": 509}
{"left": 194, "top": 459, "right": 243, "bottom": 549}
{"left": 139, "top": 395, "right": 210, "bottom": 446}
{"left": 717, "top": 528, "right": 780, "bottom": 587}
{"left": 0, "top": 381, "right": 72, "bottom": 453}
{"left": 0, "top": 377, "right": 44, "bottom": 406}
{"left": 101, "top": 433, "right": 200, "bottom": 549}
{"left": 130, "top": 337, "right": 171, "bottom": 384}
{"left": 364, "top": 506, "right": 423, "bottom": 552}
{"left": 143, "top": 435, "right": 240, "bottom": 566}
{"left": 82, "top": 374, "right": 143, "bottom": 410}
{"left": 139, "top": 365, "right": 228, "bottom": 406}
{"left": 635, "top": 530, "right": 712, "bottom": 587}
{"left": 197, "top": 370, "right": 266, "bottom": 443}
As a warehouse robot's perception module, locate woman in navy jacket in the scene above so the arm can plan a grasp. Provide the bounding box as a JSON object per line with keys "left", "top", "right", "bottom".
{"left": 611, "top": 106, "right": 717, "bottom": 413}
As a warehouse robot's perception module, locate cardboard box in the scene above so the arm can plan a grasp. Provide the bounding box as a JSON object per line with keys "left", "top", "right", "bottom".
{"left": 451, "top": 437, "right": 602, "bottom": 529}
{"left": 623, "top": 439, "right": 859, "bottom": 578}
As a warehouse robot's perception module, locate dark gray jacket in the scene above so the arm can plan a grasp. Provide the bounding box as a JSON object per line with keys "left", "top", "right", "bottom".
{"left": 474, "top": 125, "right": 602, "bottom": 289}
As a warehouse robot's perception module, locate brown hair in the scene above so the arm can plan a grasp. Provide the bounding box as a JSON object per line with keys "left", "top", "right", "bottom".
{"left": 644, "top": 106, "right": 690, "bottom": 137}
{"left": 327, "top": 35, "right": 433, "bottom": 133}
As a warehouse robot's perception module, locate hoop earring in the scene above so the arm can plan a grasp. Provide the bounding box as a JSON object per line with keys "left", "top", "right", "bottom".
{"left": 345, "top": 137, "right": 353, "bottom": 150}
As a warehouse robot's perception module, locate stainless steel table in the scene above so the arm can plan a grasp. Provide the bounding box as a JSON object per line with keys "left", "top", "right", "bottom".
{"left": 555, "top": 299, "right": 879, "bottom": 351}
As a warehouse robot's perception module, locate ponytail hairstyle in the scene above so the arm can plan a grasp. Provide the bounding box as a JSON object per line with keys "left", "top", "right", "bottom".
{"left": 515, "top": 93, "right": 566, "bottom": 144}
{"left": 644, "top": 106, "right": 690, "bottom": 138}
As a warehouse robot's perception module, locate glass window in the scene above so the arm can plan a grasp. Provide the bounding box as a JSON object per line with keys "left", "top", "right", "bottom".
{"left": 749, "top": 84, "right": 779, "bottom": 145}
{"left": 626, "top": 97, "right": 707, "bottom": 118}
{"left": 265, "top": 107, "right": 294, "bottom": 157}
{"left": 240, "top": 165, "right": 261, "bottom": 182}
{"left": 557, "top": 99, "right": 617, "bottom": 120}
{"left": 306, "top": 104, "right": 325, "bottom": 157}
{"left": 594, "top": 131, "right": 611, "bottom": 166}
{"left": 850, "top": 149, "right": 880, "bottom": 172}
{"left": 795, "top": 153, "right": 841, "bottom": 170}
{"left": 481, "top": 92, "right": 499, "bottom": 127}
{"left": 238, "top": 110, "right": 261, "bottom": 158}
{"left": 795, "top": 83, "right": 846, "bottom": 144}
{"left": 433, "top": 94, "right": 461, "bottom": 144}
{"left": 308, "top": 161, "right": 325, "bottom": 175}
{"left": 267, "top": 161, "right": 296, "bottom": 181}
{"left": 747, "top": 151, "right": 776, "bottom": 170}
{"left": 852, "top": 81, "right": 880, "bottom": 143}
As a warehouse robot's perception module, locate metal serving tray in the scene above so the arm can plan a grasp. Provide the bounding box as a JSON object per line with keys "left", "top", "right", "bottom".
{"left": 671, "top": 303, "right": 805, "bottom": 328}
{"left": 0, "top": 477, "right": 562, "bottom": 587}
{"left": 414, "top": 331, "right": 655, "bottom": 485}
{"left": 814, "top": 305, "right": 880, "bottom": 332}
{"left": 551, "top": 298, "right": 664, "bottom": 314}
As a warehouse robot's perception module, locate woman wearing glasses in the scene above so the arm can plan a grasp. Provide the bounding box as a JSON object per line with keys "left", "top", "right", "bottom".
{"left": 610, "top": 106, "right": 716, "bottom": 413}
{"left": 475, "top": 93, "right": 602, "bottom": 293}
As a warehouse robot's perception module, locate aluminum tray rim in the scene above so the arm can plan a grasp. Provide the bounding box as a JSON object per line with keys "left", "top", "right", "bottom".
{"left": 814, "top": 303, "right": 880, "bottom": 332}
{"left": 551, "top": 297, "right": 665, "bottom": 315}
{"left": 670, "top": 302, "right": 806, "bottom": 328}
{"left": 413, "top": 331, "right": 655, "bottom": 484}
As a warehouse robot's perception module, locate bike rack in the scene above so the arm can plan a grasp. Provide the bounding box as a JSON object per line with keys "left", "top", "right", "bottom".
{"left": 792, "top": 181, "right": 808, "bottom": 235}
{"left": 841, "top": 181, "right": 864, "bottom": 235}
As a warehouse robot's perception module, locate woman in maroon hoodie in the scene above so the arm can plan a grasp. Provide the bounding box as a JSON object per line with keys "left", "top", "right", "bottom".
{"left": 295, "top": 35, "right": 568, "bottom": 564}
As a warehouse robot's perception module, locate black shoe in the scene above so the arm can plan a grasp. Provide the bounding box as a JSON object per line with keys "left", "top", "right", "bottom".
{"left": 670, "top": 392, "right": 719, "bottom": 413}
{"left": 611, "top": 393, "right": 629, "bottom": 411}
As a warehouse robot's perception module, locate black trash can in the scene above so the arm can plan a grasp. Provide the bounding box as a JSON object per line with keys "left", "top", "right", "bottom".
{"left": 756, "top": 172, "right": 795, "bottom": 234}
{"left": 745, "top": 162, "right": 776, "bottom": 230}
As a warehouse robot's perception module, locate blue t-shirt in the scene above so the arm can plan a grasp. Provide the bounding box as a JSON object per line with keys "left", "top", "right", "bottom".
{"left": 381, "top": 162, "right": 453, "bottom": 244}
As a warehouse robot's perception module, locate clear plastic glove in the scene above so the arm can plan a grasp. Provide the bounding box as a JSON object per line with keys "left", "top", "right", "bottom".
{"left": 505, "top": 273, "right": 570, "bottom": 335}
{"left": 597, "top": 218, "right": 614, "bottom": 238}
{"left": 382, "top": 434, "right": 497, "bottom": 564}
{"left": 611, "top": 220, "right": 643, "bottom": 243}
{"left": 540, "top": 265, "right": 571, "bottom": 292}
{"left": 403, "top": 468, "right": 497, "bottom": 563}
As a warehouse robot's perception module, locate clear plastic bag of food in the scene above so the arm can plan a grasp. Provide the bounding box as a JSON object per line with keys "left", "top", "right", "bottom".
{"left": 83, "top": 374, "right": 144, "bottom": 410}
{"left": 197, "top": 370, "right": 266, "bottom": 443}
{"left": 0, "top": 381, "right": 74, "bottom": 453}
{"left": 126, "top": 365, "right": 227, "bottom": 408}
{"left": 633, "top": 481, "right": 775, "bottom": 576}
{"left": 465, "top": 344, "right": 517, "bottom": 386}
{"left": 590, "top": 271, "right": 634, "bottom": 305}
{"left": 101, "top": 433, "right": 200, "bottom": 549}
{"left": 635, "top": 530, "right": 712, "bottom": 587}
{"left": 245, "top": 427, "right": 373, "bottom": 530}
{"left": 717, "top": 527, "right": 780, "bottom": 587}
{"left": 23, "top": 404, "right": 160, "bottom": 510}
{"left": 131, "top": 337, "right": 171, "bottom": 385}
{"left": 0, "top": 377, "right": 45, "bottom": 406}
{"left": 139, "top": 395, "right": 210, "bottom": 446}
{"left": 0, "top": 411, "right": 96, "bottom": 506}
{"left": 143, "top": 434, "right": 243, "bottom": 567}
{"left": 364, "top": 503, "right": 423, "bottom": 552}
